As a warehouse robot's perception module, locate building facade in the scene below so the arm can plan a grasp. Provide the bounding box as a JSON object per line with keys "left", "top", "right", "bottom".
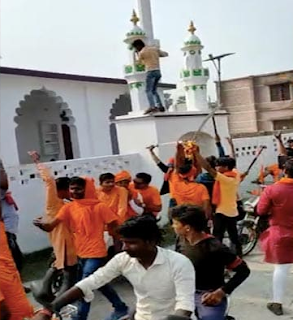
{"left": 0, "top": 67, "right": 174, "bottom": 166}
{"left": 221, "top": 70, "right": 293, "bottom": 135}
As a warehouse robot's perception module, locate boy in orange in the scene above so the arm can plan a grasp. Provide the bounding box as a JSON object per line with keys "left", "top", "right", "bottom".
{"left": 29, "top": 151, "right": 77, "bottom": 302}
{"left": 130, "top": 172, "right": 162, "bottom": 217}
{"left": 33, "top": 177, "right": 128, "bottom": 320}
{"left": 96, "top": 173, "right": 128, "bottom": 224}
{"left": 168, "top": 167, "right": 211, "bottom": 219}
{"left": 115, "top": 170, "right": 144, "bottom": 219}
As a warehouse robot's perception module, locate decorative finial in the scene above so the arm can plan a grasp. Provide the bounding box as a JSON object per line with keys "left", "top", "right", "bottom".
{"left": 188, "top": 21, "right": 196, "bottom": 34}
{"left": 130, "top": 10, "right": 139, "bottom": 26}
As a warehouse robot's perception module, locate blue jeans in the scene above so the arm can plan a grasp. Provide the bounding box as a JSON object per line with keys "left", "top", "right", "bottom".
{"left": 73, "top": 258, "right": 127, "bottom": 320}
{"left": 145, "top": 70, "right": 163, "bottom": 108}
{"left": 195, "top": 291, "right": 227, "bottom": 320}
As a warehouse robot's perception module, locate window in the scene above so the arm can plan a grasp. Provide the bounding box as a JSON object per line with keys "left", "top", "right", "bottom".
{"left": 269, "top": 83, "right": 291, "bottom": 101}
{"left": 273, "top": 119, "right": 293, "bottom": 130}
{"left": 39, "top": 121, "right": 60, "bottom": 156}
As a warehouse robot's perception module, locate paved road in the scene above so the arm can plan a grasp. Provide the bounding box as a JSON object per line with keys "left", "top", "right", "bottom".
{"left": 29, "top": 248, "right": 293, "bottom": 320}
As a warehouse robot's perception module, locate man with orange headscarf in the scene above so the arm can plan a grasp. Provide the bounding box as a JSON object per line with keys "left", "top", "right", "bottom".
{"left": 256, "top": 163, "right": 283, "bottom": 184}
{"left": 33, "top": 176, "right": 128, "bottom": 320}
{"left": 115, "top": 170, "right": 144, "bottom": 219}
{"left": 28, "top": 151, "right": 77, "bottom": 303}
{"left": 96, "top": 173, "right": 128, "bottom": 225}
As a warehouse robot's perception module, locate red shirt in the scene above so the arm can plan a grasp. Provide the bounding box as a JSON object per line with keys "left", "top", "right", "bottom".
{"left": 257, "top": 180, "right": 293, "bottom": 229}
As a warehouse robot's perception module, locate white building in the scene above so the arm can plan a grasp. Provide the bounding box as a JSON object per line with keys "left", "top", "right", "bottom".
{"left": 0, "top": 67, "right": 174, "bottom": 166}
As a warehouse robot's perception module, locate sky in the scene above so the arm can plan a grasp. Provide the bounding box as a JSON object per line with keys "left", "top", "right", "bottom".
{"left": 1, "top": 0, "right": 293, "bottom": 99}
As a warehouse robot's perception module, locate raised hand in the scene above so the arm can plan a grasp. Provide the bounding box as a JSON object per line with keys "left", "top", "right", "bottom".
{"left": 215, "top": 133, "right": 221, "bottom": 143}
{"left": 225, "top": 137, "right": 233, "bottom": 145}
{"left": 28, "top": 151, "right": 41, "bottom": 163}
{"left": 274, "top": 131, "right": 282, "bottom": 141}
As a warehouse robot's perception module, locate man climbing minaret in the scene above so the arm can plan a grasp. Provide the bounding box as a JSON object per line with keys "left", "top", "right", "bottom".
{"left": 133, "top": 39, "right": 168, "bottom": 114}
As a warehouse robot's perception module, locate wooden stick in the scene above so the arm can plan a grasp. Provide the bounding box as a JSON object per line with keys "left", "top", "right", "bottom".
{"left": 212, "top": 116, "right": 218, "bottom": 136}
{"left": 244, "top": 146, "right": 267, "bottom": 174}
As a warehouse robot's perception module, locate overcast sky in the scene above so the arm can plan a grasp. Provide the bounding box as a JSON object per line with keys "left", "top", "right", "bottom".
{"left": 1, "top": 0, "right": 292, "bottom": 98}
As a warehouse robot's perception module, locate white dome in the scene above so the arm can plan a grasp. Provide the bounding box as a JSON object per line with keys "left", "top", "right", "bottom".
{"left": 126, "top": 25, "right": 146, "bottom": 38}
{"left": 184, "top": 34, "right": 201, "bottom": 47}
{"left": 124, "top": 10, "right": 146, "bottom": 44}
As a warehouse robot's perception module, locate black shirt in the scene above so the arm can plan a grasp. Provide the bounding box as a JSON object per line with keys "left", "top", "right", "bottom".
{"left": 177, "top": 236, "right": 242, "bottom": 293}
{"left": 286, "top": 148, "right": 293, "bottom": 157}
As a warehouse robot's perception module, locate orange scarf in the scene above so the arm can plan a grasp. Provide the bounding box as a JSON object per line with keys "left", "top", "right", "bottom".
{"left": 268, "top": 164, "right": 282, "bottom": 182}
{"left": 277, "top": 177, "right": 293, "bottom": 184}
{"left": 212, "top": 171, "right": 237, "bottom": 206}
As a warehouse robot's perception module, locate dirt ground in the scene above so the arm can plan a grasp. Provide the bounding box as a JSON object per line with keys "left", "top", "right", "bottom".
{"left": 28, "top": 247, "right": 293, "bottom": 320}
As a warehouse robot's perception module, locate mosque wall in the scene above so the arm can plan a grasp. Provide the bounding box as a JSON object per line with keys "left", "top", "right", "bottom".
{"left": 4, "top": 153, "right": 141, "bottom": 253}
{"left": 0, "top": 73, "right": 128, "bottom": 165}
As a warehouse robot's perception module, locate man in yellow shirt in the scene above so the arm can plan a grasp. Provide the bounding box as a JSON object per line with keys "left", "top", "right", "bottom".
{"left": 195, "top": 152, "right": 242, "bottom": 256}
{"left": 132, "top": 39, "right": 168, "bottom": 115}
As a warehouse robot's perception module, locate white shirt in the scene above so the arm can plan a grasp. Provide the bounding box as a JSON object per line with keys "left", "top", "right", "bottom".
{"left": 76, "top": 247, "right": 195, "bottom": 320}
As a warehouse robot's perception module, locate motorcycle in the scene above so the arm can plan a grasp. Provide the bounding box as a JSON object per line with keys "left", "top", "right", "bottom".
{"left": 237, "top": 187, "right": 269, "bottom": 256}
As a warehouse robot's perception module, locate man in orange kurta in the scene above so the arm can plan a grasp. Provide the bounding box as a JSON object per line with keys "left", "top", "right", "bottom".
{"left": 33, "top": 176, "right": 128, "bottom": 320}
{"left": 168, "top": 170, "right": 211, "bottom": 218}
{"left": 0, "top": 219, "right": 34, "bottom": 320}
{"left": 130, "top": 172, "right": 162, "bottom": 217}
{"left": 29, "top": 152, "right": 77, "bottom": 302}
{"left": 96, "top": 173, "right": 128, "bottom": 224}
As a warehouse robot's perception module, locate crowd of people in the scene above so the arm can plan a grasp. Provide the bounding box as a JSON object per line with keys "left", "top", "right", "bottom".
{"left": 0, "top": 131, "right": 293, "bottom": 320}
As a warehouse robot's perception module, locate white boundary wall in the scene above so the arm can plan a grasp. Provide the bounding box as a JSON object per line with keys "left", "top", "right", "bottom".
{"left": 232, "top": 132, "right": 293, "bottom": 196}
{"left": 4, "top": 131, "right": 293, "bottom": 253}
{"left": 5, "top": 154, "right": 141, "bottom": 253}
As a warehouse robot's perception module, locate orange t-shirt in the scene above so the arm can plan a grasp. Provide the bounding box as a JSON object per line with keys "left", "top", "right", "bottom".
{"left": 0, "top": 221, "right": 16, "bottom": 269}
{"left": 130, "top": 184, "right": 162, "bottom": 216}
{"left": 169, "top": 172, "right": 210, "bottom": 206}
{"left": 96, "top": 186, "right": 128, "bottom": 224}
{"left": 57, "top": 199, "right": 118, "bottom": 258}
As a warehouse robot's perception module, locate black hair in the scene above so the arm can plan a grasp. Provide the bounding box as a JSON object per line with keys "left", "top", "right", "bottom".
{"left": 119, "top": 215, "right": 163, "bottom": 244}
{"left": 69, "top": 176, "right": 86, "bottom": 187}
{"left": 136, "top": 172, "right": 152, "bottom": 184}
{"left": 99, "top": 173, "right": 115, "bottom": 184}
{"left": 285, "top": 158, "right": 293, "bottom": 178}
{"left": 132, "top": 39, "right": 145, "bottom": 49}
{"left": 171, "top": 204, "right": 207, "bottom": 232}
{"left": 206, "top": 155, "right": 217, "bottom": 169}
{"left": 178, "top": 163, "right": 192, "bottom": 174}
{"left": 216, "top": 157, "right": 236, "bottom": 170}
{"left": 55, "top": 177, "right": 70, "bottom": 191}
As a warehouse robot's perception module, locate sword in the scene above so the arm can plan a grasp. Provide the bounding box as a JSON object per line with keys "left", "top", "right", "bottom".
{"left": 150, "top": 107, "right": 221, "bottom": 148}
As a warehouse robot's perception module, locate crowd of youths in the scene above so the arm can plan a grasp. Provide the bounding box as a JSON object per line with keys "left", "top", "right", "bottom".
{"left": 0, "top": 131, "right": 293, "bottom": 320}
